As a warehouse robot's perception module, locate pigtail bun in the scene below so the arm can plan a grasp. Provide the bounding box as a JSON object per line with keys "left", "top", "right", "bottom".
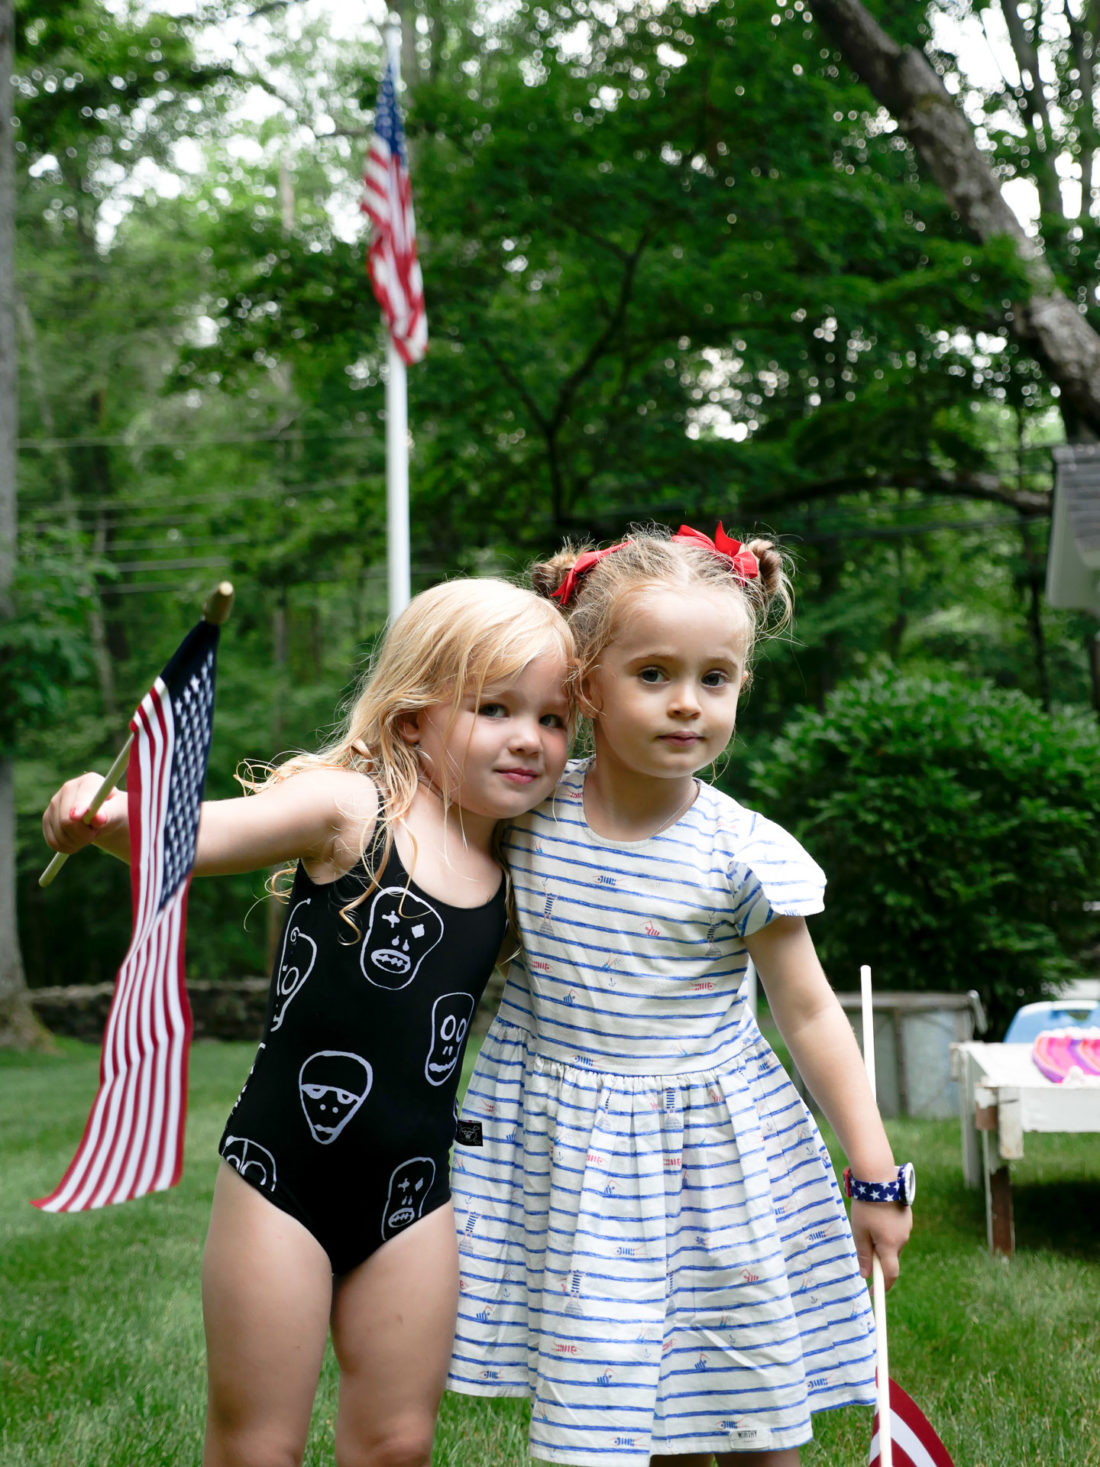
{"left": 744, "top": 537, "right": 793, "bottom": 631}
{"left": 530, "top": 546, "right": 588, "bottom": 602}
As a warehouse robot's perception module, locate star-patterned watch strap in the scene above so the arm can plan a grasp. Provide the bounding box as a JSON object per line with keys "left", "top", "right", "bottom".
{"left": 843, "top": 1163, "right": 915, "bottom": 1205}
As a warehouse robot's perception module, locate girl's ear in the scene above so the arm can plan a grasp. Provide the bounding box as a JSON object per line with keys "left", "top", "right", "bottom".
{"left": 577, "top": 677, "right": 601, "bottom": 719}
{"left": 396, "top": 711, "right": 420, "bottom": 746}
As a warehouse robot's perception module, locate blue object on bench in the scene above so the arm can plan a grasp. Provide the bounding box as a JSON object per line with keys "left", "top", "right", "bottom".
{"left": 1003, "top": 1000, "right": 1096, "bottom": 1044}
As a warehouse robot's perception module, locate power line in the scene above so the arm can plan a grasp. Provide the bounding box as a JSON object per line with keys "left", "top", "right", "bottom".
{"left": 18, "top": 427, "right": 380, "bottom": 451}
{"left": 21, "top": 474, "right": 373, "bottom": 518}
{"left": 98, "top": 565, "right": 454, "bottom": 595}
{"left": 67, "top": 515, "right": 1037, "bottom": 598}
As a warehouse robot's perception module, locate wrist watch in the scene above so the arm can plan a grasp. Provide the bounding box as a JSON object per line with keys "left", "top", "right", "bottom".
{"left": 843, "top": 1162, "right": 916, "bottom": 1206}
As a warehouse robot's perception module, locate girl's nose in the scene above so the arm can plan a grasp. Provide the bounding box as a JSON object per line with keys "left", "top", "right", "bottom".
{"left": 509, "top": 718, "right": 542, "bottom": 751}
{"left": 668, "top": 683, "right": 701, "bottom": 717}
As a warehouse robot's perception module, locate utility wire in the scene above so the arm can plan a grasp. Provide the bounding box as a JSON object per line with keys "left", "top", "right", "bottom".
{"left": 20, "top": 480, "right": 1050, "bottom": 529}
{"left": 72, "top": 514, "right": 1036, "bottom": 598}
{"left": 20, "top": 474, "right": 371, "bottom": 516}
{"left": 18, "top": 427, "right": 381, "bottom": 451}
{"left": 14, "top": 429, "right": 1062, "bottom": 459}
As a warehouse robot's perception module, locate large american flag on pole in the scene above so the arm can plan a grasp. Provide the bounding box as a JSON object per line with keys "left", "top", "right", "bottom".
{"left": 361, "top": 55, "right": 428, "bottom": 364}
{"left": 870, "top": 1379, "right": 956, "bottom": 1467}
{"left": 33, "top": 620, "right": 219, "bottom": 1212}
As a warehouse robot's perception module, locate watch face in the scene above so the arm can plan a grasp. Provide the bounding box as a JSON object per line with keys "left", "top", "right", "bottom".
{"left": 900, "top": 1162, "right": 916, "bottom": 1206}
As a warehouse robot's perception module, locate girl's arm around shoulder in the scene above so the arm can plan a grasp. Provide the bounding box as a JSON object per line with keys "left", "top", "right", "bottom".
{"left": 745, "top": 914, "right": 912, "bottom": 1287}
{"left": 43, "top": 767, "right": 379, "bottom": 882}
{"left": 197, "top": 768, "right": 378, "bottom": 879}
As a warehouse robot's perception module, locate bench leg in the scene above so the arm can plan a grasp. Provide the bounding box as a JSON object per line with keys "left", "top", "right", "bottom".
{"left": 981, "top": 1129, "right": 1015, "bottom": 1256}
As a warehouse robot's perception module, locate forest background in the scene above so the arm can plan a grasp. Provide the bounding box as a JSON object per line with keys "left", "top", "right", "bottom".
{"left": 4, "top": 0, "right": 1100, "bottom": 1044}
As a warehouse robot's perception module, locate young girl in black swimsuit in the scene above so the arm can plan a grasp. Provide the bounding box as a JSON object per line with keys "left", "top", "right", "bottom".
{"left": 42, "top": 578, "right": 573, "bottom": 1467}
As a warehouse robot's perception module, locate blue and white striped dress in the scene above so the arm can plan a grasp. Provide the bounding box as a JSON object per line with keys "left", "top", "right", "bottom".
{"left": 447, "top": 762, "right": 875, "bottom": 1464}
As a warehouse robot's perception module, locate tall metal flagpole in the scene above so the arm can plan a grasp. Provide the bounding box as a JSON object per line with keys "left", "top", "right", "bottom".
{"left": 384, "top": 14, "right": 411, "bottom": 619}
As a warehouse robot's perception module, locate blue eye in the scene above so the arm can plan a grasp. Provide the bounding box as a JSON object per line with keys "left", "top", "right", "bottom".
{"left": 638, "top": 668, "right": 665, "bottom": 684}
{"left": 478, "top": 702, "right": 507, "bottom": 718}
{"left": 540, "top": 713, "right": 566, "bottom": 729}
{"left": 702, "top": 671, "right": 730, "bottom": 688}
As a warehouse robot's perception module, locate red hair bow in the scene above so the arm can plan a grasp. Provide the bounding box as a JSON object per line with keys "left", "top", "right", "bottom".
{"left": 550, "top": 524, "right": 759, "bottom": 604}
{"left": 673, "top": 523, "right": 759, "bottom": 582}
{"left": 550, "top": 539, "right": 632, "bottom": 605}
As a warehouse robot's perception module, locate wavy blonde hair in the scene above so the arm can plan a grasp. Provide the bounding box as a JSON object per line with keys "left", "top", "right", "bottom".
{"left": 244, "top": 577, "right": 575, "bottom": 915}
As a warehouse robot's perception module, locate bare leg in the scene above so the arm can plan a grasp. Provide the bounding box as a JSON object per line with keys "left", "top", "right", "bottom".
{"left": 650, "top": 1451, "right": 800, "bottom": 1467}
{"left": 201, "top": 1163, "right": 333, "bottom": 1467}
{"left": 329, "top": 1202, "right": 460, "bottom": 1467}
{"left": 716, "top": 1452, "right": 800, "bottom": 1466}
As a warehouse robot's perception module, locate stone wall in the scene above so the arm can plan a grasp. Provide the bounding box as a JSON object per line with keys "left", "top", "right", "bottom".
{"left": 31, "top": 968, "right": 509, "bottom": 1043}
{"left": 30, "top": 980, "right": 271, "bottom": 1043}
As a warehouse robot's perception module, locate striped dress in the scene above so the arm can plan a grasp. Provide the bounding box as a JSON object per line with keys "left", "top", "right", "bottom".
{"left": 447, "top": 762, "right": 876, "bottom": 1464}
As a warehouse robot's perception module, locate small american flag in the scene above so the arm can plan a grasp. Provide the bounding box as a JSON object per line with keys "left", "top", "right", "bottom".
{"left": 870, "top": 1379, "right": 955, "bottom": 1467}
{"left": 33, "top": 620, "right": 219, "bottom": 1212}
{"left": 361, "top": 56, "right": 427, "bottom": 364}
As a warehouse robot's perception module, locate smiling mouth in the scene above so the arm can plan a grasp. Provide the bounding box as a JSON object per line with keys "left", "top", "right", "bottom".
{"left": 372, "top": 951, "right": 412, "bottom": 974}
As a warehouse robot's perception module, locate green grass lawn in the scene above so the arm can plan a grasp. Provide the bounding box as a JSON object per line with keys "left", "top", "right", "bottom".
{"left": 3, "top": 1037, "right": 1099, "bottom": 1465}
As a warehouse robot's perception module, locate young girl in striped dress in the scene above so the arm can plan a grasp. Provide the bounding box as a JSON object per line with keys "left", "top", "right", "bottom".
{"left": 446, "top": 526, "right": 912, "bottom": 1467}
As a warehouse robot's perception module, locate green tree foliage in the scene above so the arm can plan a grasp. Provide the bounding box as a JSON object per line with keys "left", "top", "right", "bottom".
{"left": 744, "top": 670, "right": 1100, "bottom": 1034}
{"left": 12, "top": 0, "right": 1098, "bottom": 1009}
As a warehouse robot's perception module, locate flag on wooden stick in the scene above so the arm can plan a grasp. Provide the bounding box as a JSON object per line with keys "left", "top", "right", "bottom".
{"left": 361, "top": 55, "right": 427, "bottom": 364}
{"left": 870, "top": 1378, "right": 955, "bottom": 1467}
{"left": 33, "top": 618, "right": 220, "bottom": 1212}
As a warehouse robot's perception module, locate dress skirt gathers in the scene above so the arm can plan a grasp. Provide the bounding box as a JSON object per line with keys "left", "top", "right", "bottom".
{"left": 447, "top": 763, "right": 876, "bottom": 1465}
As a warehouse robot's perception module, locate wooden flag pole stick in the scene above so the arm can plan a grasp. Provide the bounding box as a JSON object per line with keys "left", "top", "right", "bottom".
{"left": 202, "top": 581, "right": 235, "bottom": 626}
{"left": 861, "top": 962, "right": 893, "bottom": 1467}
{"left": 38, "top": 583, "right": 234, "bottom": 889}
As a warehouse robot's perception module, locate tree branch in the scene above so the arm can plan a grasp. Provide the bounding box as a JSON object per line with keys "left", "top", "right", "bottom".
{"left": 761, "top": 468, "right": 1050, "bottom": 514}
{"left": 235, "top": 69, "right": 370, "bottom": 140}
{"left": 810, "top": 0, "right": 1100, "bottom": 437}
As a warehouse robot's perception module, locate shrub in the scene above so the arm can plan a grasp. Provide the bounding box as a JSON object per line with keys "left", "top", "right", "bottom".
{"left": 741, "top": 671, "right": 1100, "bottom": 1035}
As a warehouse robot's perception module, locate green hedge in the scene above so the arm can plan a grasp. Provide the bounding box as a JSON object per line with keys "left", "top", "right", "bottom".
{"left": 742, "top": 671, "right": 1100, "bottom": 1035}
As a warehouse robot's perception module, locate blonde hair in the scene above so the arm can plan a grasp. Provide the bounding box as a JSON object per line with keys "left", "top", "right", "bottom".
{"left": 530, "top": 524, "right": 792, "bottom": 693}
{"left": 246, "top": 577, "right": 574, "bottom": 911}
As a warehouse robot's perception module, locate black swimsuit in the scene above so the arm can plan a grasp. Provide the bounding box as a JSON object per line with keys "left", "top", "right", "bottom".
{"left": 218, "top": 823, "right": 506, "bottom": 1274}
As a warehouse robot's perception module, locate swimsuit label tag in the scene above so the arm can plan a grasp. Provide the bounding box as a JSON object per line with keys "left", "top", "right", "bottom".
{"left": 456, "top": 1118, "right": 484, "bottom": 1146}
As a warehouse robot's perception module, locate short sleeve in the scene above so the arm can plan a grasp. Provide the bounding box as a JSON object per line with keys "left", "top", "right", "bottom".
{"left": 726, "top": 814, "right": 826, "bottom": 938}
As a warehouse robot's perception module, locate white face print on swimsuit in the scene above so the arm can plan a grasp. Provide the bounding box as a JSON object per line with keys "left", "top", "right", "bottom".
{"left": 425, "top": 992, "right": 475, "bottom": 1086}
{"left": 299, "top": 1051, "right": 373, "bottom": 1144}
{"left": 361, "top": 886, "right": 445, "bottom": 990}
{"left": 222, "top": 1135, "right": 278, "bottom": 1194}
{"left": 382, "top": 1155, "right": 437, "bottom": 1239}
{"left": 270, "top": 899, "right": 317, "bottom": 1031}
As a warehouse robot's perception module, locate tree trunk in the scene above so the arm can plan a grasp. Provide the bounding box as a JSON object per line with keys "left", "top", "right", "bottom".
{"left": 811, "top": 0, "right": 1100, "bottom": 438}
{"left": 0, "top": 0, "right": 51, "bottom": 1049}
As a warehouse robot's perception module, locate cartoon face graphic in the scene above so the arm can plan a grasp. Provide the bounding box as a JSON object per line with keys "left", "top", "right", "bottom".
{"left": 270, "top": 899, "right": 317, "bottom": 1031}
{"left": 222, "top": 1135, "right": 277, "bottom": 1195}
{"left": 425, "top": 992, "right": 475, "bottom": 1086}
{"left": 361, "top": 886, "right": 444, "bottom": 990}
{"left": 298, "top": 1051, "right": 373, "bottom": 1145}
{"left": 382, "top": 1156, "right": 436, "bottom": 1239}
